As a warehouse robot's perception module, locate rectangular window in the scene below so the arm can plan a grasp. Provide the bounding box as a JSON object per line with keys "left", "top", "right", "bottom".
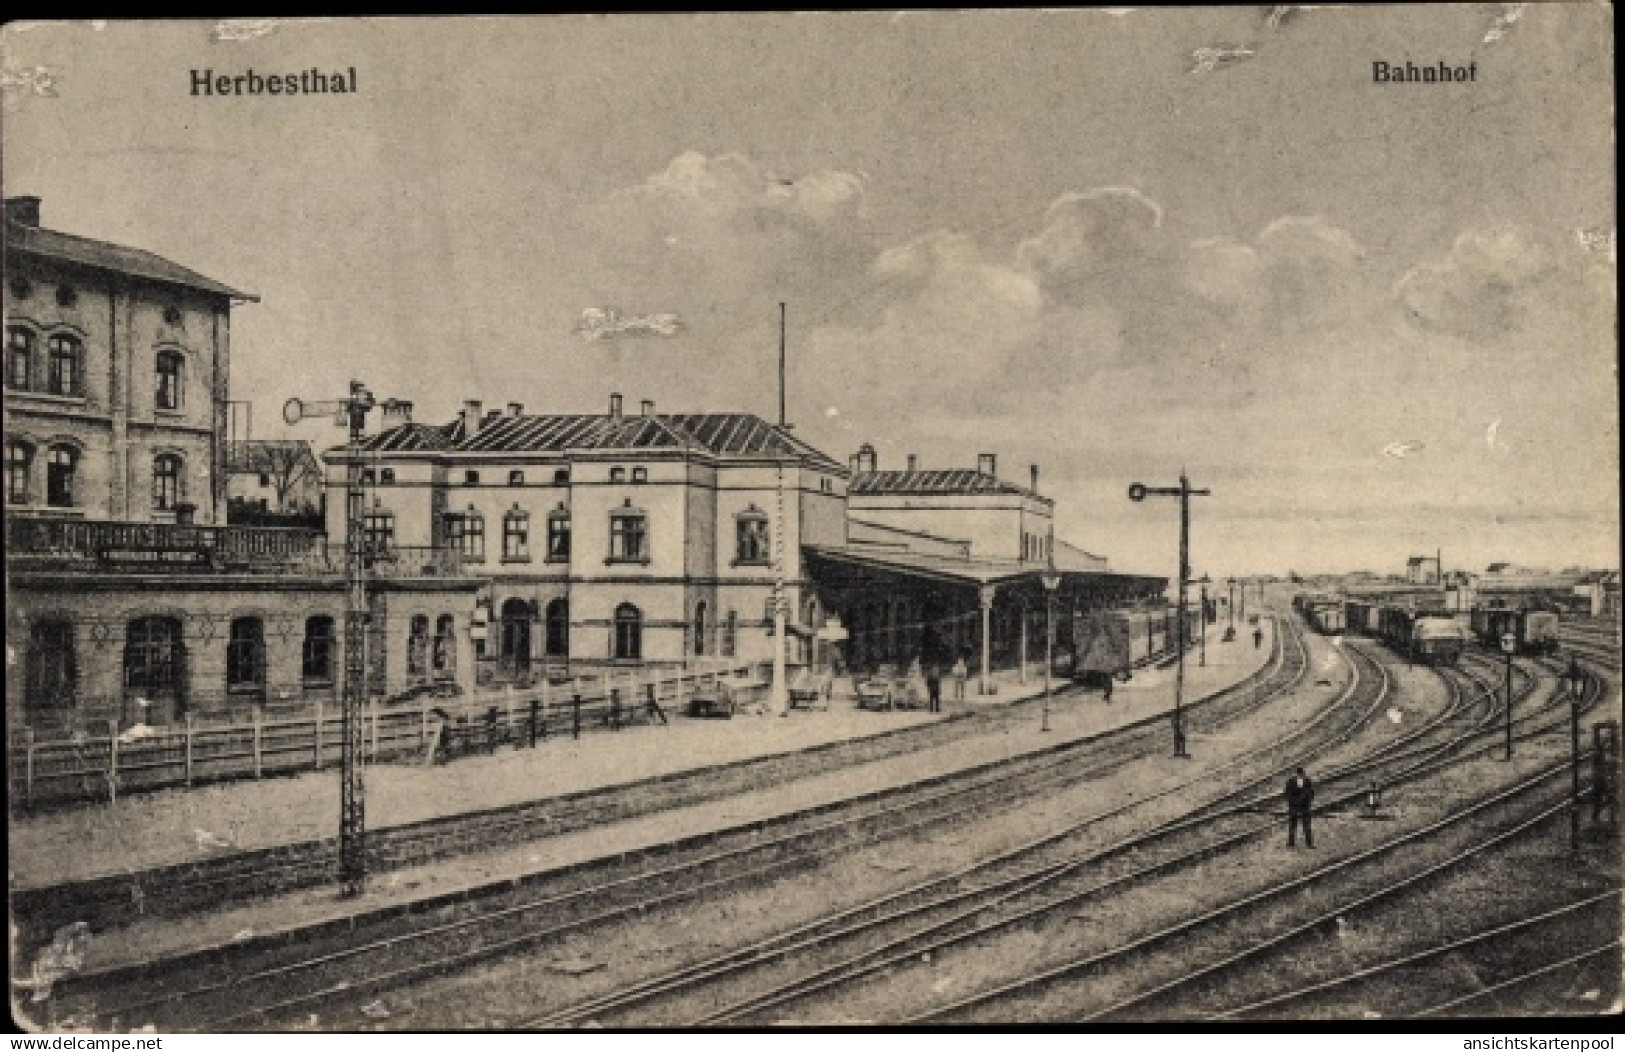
{"left": 302, "top": 618, "right": 335, "bottom": 683}
{"left": 504, "top": 513, "right": 530, "bottom": 561}
{"left": 736, "top": 517, "right": 770, "bottom": 564}
{"left": 364, "top": 511, "right": 395, "bottom": 554}
{"left": 547, "top": 515, "right": 571, "bottom": 562}
{"left": 722, "top": 610, "right": 738, "bottom": 658}
{"left": 27, "top": 621, "right": 75, "bottom": 709}
{"left": 155, "top": 354, "right": 183, "bottom": 410}
{"left": 609, "top": 513, "right": 647, "bottom": 562}
{"left": 459, "top": 514, "right": 486, "bottom": 561}
{"left": 464, "top": 470, "right": 480, "bottom": 486}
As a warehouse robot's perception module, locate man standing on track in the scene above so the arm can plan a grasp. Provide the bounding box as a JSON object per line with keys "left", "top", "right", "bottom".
{"left": 925, "top": 661, "right": 942, "bottom": 713}
{"left": 1285, "top": 766, "right": 1315, "bottom": 847}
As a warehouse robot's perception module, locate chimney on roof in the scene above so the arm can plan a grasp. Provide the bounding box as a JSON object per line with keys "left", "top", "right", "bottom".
{"left": 506, "top": 402, "right": 523, "bottom": 417}
{"left": 640, "top": 399, "right": 655, "bottom": 417}
{"left": 382, "top": 398, "right": 414, "bottom": 425}
{"left": 608, "top": 393, "right": 623, "bottom": 419}
{"left": 462, "top": 399, "right": 483, "bottom": 435}
{"left": 1030, "top": 464, "right": 1039, "bottom": 494}
{"left": 906, "top": 454, "right": 919, "bottom": 472}
{"left": 483, "top": 410, "right": 501, "bottom": 426}
{"left": 5, "top": 197, "right": 40, "bottom": 228}
{"left": 848, "top": 453, "right": 860, "bottom": 474}
{"left": 978, "top": 453, "right": 997, "bottom": 478}
{"left": 856, "top": 443, "right": 877, "bottom": 474}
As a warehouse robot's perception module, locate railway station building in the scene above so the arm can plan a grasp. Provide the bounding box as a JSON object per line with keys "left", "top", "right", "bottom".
{"left": 331, "top": 406, "right": 1167, "bottom": 691}
{"left": 3, "top": 196, "right": 483, "bottom": 740}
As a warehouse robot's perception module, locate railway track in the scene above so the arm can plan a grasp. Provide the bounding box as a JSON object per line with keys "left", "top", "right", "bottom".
{"left": 57, "top": 615, "right": 1310, "bottom": 1030}
{"left": 1212, "top": 890, "right": 1620, "bottom": 1020}
{"left": 517, "top": 636, "right": 1411, "bottom": 1026}
{"left": 521, "top": 642, "right": 1601, "bottom": 1026}
{"left": 15, "top": 630, "right": 1268, "bottom": 937}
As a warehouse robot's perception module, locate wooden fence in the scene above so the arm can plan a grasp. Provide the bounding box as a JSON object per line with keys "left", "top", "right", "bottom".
{"left": 9, "top": 661, "right": 768, "bottom": 808}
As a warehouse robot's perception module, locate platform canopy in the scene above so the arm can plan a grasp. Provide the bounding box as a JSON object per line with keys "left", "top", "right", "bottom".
{"left": 803, "top": 544, "right": 1165, "bottom": 598}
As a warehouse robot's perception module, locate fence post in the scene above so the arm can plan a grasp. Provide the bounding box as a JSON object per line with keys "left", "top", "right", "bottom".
{"left": 420, "top": 704, "right": 429, "bottom": 749}
{"left": 107, "top": 719, "right": 119, "bottom": 805}
{"left": 610, "top": 688, "right": 622, "bottom": 731}
{"left": 505, "top": 689, "right": 516, "bottom": 748}
{"left": 25, "top": 726, "right": 35, "bottom": 808}
{"left": 252, "top": 709, "right": 263, "bottom": 779}
{"left": 370, "top": 698, "right": 380, "bottom": 762}
{"left": 572, "top": 692, "right": 582, "bottom": 740}
{"left": 529, "top": 696, "right": 540, "bottom": 748}
{"left": 313, "top": 700, "right": 324, "bottom": 770}
{"left": 184, "top": 713, "right": 195, "bottom": 787}
{"left": 541, "top": 677, "right": 550, "bottom": 739}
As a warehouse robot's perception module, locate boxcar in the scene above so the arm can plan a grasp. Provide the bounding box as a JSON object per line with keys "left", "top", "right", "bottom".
{"left": 1344, "top": 599, "right": 1379, "bottom": 636}
{"left": 1470, "top": 607, "right": 1561, "bottom": 655}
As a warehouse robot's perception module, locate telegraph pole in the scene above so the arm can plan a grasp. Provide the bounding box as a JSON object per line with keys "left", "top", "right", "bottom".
{"left": 770, "top": 304, "right": 789, "bottom": 716}
{"left": 1129, "top": 471, "right": 1211, "bottom": 758}
{"left": 285, "top": 381, "right": 377, "bottom": 896}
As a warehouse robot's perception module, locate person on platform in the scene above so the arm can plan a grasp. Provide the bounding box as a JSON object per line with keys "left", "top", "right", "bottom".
{"left": 1285, "top": 766, "right": 1315, "bottom": 847}
{"left": 1253, "top": 626, "right": 1264, "bottom": 650}
{"left": 925, "top": 661, "right": 943, "bottom": 713}
{"left": 951, "top": 654, "right": 968, "bottom": 700}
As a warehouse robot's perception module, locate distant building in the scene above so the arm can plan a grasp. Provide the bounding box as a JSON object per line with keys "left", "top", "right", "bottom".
{"left": 1406, "top": 554, "right": 1441, "bottom": 585}
{"left": 225, "top": 438, "right": 323, "bottom": 519}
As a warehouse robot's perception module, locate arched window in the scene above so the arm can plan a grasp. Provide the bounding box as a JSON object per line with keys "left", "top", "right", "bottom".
{"left": 47, "top": 333, "right": 83, "bottom": 397}
{"left": 433, "top": 614, "right": 457, "bottom": 676}
{"left": 613, "top": 603, "right": 642, "bottom": 660}
{"left": 609, "top": 503, "right": 648, "bottom": 563}
{"left": 46, "top": 445, "right": 77, "bottom": 508}
{"left": 227, "top": 617, "right": 266, "bottom": 695}
{"left": 7, "top": 439, "right": 33, "bottom": 504}
{"left": 407, "top": 614, "right": 430, "bottom": 677}
{"left": 545, "top": 598, "right": 569, "bottom": 657}
{"left": 546, "top": 506, "right": 570, "bottom": 562}
{"left": 153, "top": 453, "right": 183, "bottom": 511}
{"left": 26, "top": 620, "right": 76, "bottom": 710}
{"left": 124, "top": 616, "right": 185, "bottom": 714}
{"left": 155, "top": 349, "right": 184, "bottom": 410}
{"left": 7, "top": 326, "right": 34, "bottom": 390}
{"left": 503, "top": 508, "right": 531, "bottom": 562}
{"left": 735, "top": 506, "right": 770, "bottom": 564}
{"left": 500, "top": 598, "right": 533, "bottom": 676}
{"left": 693, "top": 601, "right": 708, "bottom": 656}
{"left": 302, "top": 616, "right": 335, "bottom": 684}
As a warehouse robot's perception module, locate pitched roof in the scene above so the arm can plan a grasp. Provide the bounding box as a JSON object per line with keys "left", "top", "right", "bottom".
{"left": 849, "top": 468, "right": 1048, "bottom": 502}
{"left": 7, "top": 218, "right": 257, "bottom": 300}
{"left": 355, "top": 411, "right": 845, "bottom": 471}
{"left": 225, "top": 439, "right": 320, "bottom": 473}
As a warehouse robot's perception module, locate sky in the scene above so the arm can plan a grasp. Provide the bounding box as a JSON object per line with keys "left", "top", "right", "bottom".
{"left": 3, "top": 8, "right": 1616, "bottom": 578}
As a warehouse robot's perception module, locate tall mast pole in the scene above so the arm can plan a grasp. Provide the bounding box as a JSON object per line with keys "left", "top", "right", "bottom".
{"left": 770, "top": 304, "right": 789, "bottom": 715}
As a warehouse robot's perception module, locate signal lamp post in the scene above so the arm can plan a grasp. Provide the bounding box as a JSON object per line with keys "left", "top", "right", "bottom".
{"left": 1197, "top": 574, "right": 1211, "bottom": 667}
{"left": 284, "top": 381, "right": 377, "bottom": 898}
{"left": 1224, "top": 577, "right": 1236, "bottom": 642}
{"left": 1128, "top": 472, "right": 1211, "bottom": 759}
{"left": 1564, "top": 657, "right": 1587, "bottom": 849}
{"left": 1040, "top": 565, "right": 1062, "bottom": 733}
{"left": 1500, "top": 631, "right": 1517, "bottom": 760}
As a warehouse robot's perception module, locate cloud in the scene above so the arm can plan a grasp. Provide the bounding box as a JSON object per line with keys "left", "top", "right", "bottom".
{"left": 574, "top": 307, "right": 683, "bottom": 341}
{"left": 1394, "top": 226, "right": 1612, "bottom": 345}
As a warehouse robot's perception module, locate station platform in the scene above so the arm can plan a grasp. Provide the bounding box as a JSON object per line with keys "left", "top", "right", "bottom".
{"left": 13, "top": 620, "right": 1274, "bottom": 976}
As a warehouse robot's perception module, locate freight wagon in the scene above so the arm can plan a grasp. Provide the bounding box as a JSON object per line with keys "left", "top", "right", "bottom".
{"left": 1470, "top": 606, "right": 1560, "bottom": 655}
{"left": 1377, "top": 605, "right": 1470, "bottom": 665}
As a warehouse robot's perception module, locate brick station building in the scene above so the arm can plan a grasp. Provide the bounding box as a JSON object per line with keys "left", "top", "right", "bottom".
{"left": 4, "top": 197, "right": 482, "bottom": 739}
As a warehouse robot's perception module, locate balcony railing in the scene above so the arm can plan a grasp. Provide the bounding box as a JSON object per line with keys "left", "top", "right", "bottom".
{"left": 325, "top": 543, "right": 467, "bottom": 578}
{"left": 7, "top": 513, "right": 330, "bottom": 574}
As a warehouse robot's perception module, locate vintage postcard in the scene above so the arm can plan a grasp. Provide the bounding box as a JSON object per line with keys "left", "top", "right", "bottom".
{"left": 3, "top": 8, "right": 1617, "bottom": 1034}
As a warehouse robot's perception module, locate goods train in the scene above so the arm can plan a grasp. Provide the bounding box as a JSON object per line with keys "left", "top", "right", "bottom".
{"left": 1062, "top": 606, "right": 1203, "bottom": 684}
{"left": 1293, "top": 594, "right": 1346, "bottom": 635}
{"left": 1375, "top": 605, "right": 1470, "bottom": 665}
{"left": 1469, "top": 606, "right": 1560, "bottom": 655}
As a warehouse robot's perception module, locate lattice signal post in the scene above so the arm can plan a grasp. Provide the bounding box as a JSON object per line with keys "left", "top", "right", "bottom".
{"left": 1129, "top": 472, "right": 1211, "bottom": 758}
{"left": 285, "top": 381, "right": 377, "bottom": 897}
